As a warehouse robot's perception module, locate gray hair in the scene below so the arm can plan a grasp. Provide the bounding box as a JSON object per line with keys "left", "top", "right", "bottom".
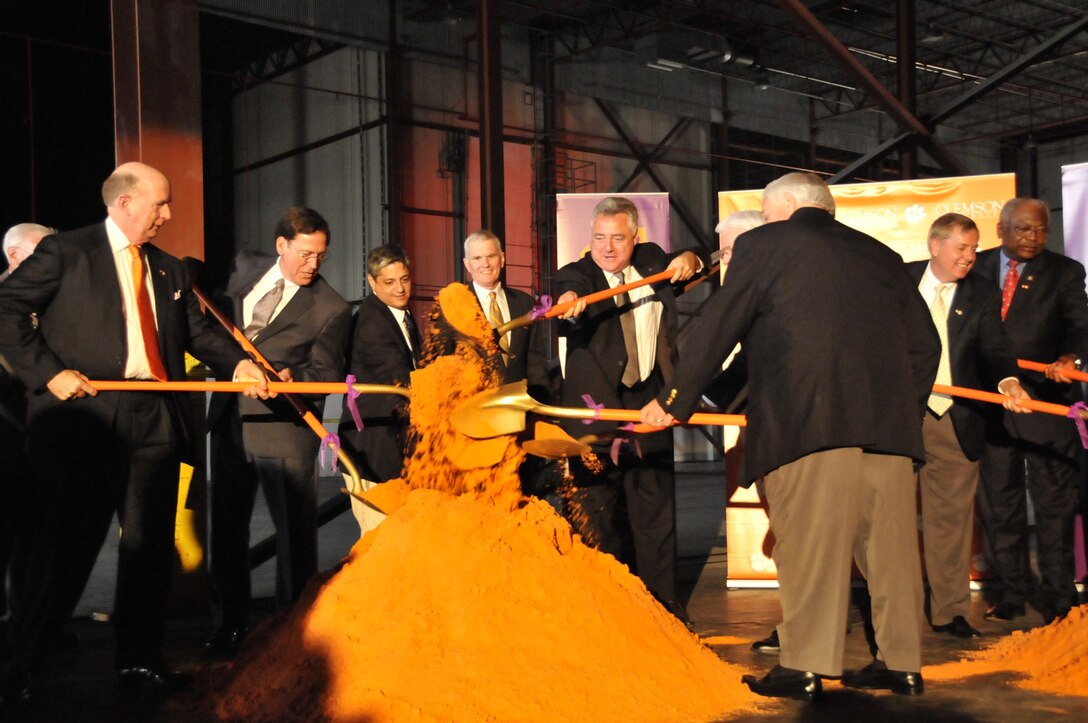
{"left": 463, "top": 229, "right": 502, "bottom": 256}
{"left": 998, "top": 197, "right": 1050, "bottom": 229}
{"left": 763, "top": 172, "right": 836, "bottom": 214}
{"left": 590, "top": 196, "right": 639, "bottom": 235}
{"left": 715, "top": 210, "right": 765, "bottom": 234}
{"left": 3, "top": 223, "right": 55, "bottom": 256}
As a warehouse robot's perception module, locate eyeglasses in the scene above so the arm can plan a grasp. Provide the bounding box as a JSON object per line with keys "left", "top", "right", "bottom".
{"left": 1012, "top": 224, "right": 1048, "bottom": 237}
{"left": 287, "top": 240, "right": 328, "bottom": 264}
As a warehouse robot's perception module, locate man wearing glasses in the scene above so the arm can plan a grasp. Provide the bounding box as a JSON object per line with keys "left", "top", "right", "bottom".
{"left": 976, "top": 197, "right": 1088, "bottom": 626}
{"left": 204, "top": 207, "right": 351, "bottom": 657}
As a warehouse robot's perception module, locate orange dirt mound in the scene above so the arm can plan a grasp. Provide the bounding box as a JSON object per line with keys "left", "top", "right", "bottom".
{"left": 924, "top": 604, "right": 1088, "bottom": 697}
{"left": 213, "top": 283, "right": 760, "bottom": 721}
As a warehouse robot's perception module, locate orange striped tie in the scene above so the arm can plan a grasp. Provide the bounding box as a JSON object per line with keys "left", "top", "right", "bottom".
{"left": 127, "top": 245, "right": 168, "bottom": 381}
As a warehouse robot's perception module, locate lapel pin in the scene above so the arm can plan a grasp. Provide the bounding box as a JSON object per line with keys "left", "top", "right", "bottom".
{"left": 174, "top": 290, "right": 182, "bottom": 300}
{"left": 954, "top": 309, "right": 963, "bottom": 315}
{"left": 1020, "top": 284, "right": 1030, "bottom": 290}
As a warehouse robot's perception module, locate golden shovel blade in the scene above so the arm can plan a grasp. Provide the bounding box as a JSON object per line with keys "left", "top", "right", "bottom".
{"left": 450, "top": 380, "right": 540, "bottom": 439}
{"left": 520, "top": 421, "right": 591, "bottom": 459}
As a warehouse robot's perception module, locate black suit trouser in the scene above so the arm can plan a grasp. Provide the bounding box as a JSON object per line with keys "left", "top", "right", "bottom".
{"left": 9, "top": 392, "right": 180, "bottom": 673}
{"left": 0, "top": 427, "right": 31, "bottom": 620}
{"left": 208, "top": 409, "right": 318, "bottom": 622}
{"left": 566, "top": 375, "right": 678, "bottom": 602}
{"left": 978, "top": 435, "right": 1079, "bottom": 615}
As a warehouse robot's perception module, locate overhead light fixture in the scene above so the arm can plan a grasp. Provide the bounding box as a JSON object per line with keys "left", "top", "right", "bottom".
{"left": 920, "top": 22, "right": 946, "bottom": 44}
{"left": 754, "top": 74, "right": 772, "bottom": 91}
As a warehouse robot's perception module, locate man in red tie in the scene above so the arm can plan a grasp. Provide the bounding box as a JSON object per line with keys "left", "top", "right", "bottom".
{"left": 0, "top": 162, "right": 269, "bottom": 703}
{"left": 975, "top": 197, "right": 1088, "bottom": 625}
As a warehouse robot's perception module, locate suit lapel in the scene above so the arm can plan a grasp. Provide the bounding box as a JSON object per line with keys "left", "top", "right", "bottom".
{"left": 1006, "top": 251, "right": 1044, "bottom": 320}
{"left": 91, "top": 228, "right": 127, "bottom": 354}
{"left": 373, "top": 296, "right": 414, "bottom": 365}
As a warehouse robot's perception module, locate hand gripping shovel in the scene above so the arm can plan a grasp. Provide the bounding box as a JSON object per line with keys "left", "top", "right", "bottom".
{"left": 451, "top": 380, "right": 746, "bottom": 440}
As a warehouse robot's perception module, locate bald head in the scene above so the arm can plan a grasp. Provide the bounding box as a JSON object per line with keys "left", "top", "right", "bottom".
{"left": 103, "top": 162, "right": 173, "bottom": 246}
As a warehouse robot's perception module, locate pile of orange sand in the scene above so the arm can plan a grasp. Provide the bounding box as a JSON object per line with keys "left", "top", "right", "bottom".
{"left": 213, "top": 283, "right": 760, "bottom": 722}
{"left": 924, "top": 605, "right": 1088, "bottom": 697}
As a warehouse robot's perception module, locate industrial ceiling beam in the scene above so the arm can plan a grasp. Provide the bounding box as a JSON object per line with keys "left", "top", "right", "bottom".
{"left": 831, "top": 8, "right": 1088, "bottom": 183}
{"left": 774, "top": 0, "right": 969, "bottom": 177}
{"left": 616, "top": 117, "right": 691, "bottom": 193}
{"left": 593, "top": 98, "right": 711, "bottom": 251}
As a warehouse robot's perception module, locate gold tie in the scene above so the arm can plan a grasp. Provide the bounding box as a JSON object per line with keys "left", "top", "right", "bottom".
{"left": 127, "top": 245, "right": 168, "bottom": 381}
{"left": 614, "top": 271, "right": 641, "bottom": 387}
{"left": 489, "top": 290, "right": 509, "bottom": 364}
{"left": 927, "top": 282, "right": 953, "bottom": 416}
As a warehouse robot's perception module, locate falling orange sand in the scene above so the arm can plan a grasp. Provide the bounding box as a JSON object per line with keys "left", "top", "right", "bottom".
{"left": 213, "top": 283, "right": 760, "bottom": 722}
{"left": 924, "top": 605, "right": 1088, "bottom": 697}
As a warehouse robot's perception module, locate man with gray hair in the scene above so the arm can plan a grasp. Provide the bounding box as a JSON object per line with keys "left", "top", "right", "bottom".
{"left": 461, "top": 229, "right": 548, "bottom": 397}
{"left": 1, "top": 224, "right": 53, "bottom": 282}
{"left": 643, "top": 172, "right": 939, "bottom": 700}
{"left": 555, "top": 195, "right": 706, "bottom": 628}
{"left": 715, "top": 209, "right": 764, "bottom": 275}
{"left": 0, "top": 222, "right": 52, "bottom": 651}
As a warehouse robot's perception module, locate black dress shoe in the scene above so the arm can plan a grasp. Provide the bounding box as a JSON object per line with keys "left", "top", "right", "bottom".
{"left": 984, "top": 602, "right": 1025, "bottom": 621}
{"left": 742, "top": 664, "right": 822, "bottom": 701}
{"left": 117, "top": 663, "right": 193, "bottom": 693}
{"left": 842, "top": 659, "right": 923, "bottom": 695}
{"left": 653, "top": 597, "right": 694, "bottom": 631}
{"left": 751, "top": 629, "right": 780, "bottom": 653}
{"left": 204, "top": 626, "right": 249, "bottom": 658}
{"left": 931, "top": 615, "right": 982, "bottom": 639}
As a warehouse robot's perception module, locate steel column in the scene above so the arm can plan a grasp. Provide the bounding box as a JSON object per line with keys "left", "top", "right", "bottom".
{"left": 477, "top": 0, "right": 506, "bottom": 240}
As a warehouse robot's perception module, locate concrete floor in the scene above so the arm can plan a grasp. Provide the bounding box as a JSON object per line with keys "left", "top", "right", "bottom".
{"left": 3, "top": 461, "right": 1088, "bottom": 721}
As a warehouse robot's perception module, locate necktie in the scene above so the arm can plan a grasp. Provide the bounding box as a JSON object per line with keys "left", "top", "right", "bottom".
{"left": 127, "top": 245, "right": 168, "bottom": 381}
{"left": 1001, "top": 260, "right": 1020, "bottom": 321}
{"left": 927, "top": 282, "right": 953, "bottom": 417}
{"left": 488, "top": 290, "right": 509, "bottom": 364}
{"left": 403, "top": 308, "right": 420, "bottom": 368}
{"left": 244, "top": 279, "right": 285, "bottom": 340}
{"left": 614, "top": 271, "right": 641, "bottom": 387}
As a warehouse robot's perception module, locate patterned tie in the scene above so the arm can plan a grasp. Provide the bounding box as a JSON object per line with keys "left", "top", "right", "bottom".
{"left": 403, "top": 308, "right": 420, "bottom": 368}
{"left": 614, "top": 271, "right": 641, "bottom": 387}
{"left": 126, "top": 245, "right": 168, "bottom": 381}
{"left": 1000, "top": 260, "right": 1019, "bottom": 321}
{"left": 244, "top": 278, "right": 285, "bottom": 340}
{"left": 488, "top": 290, "right": 509, "bottom": 364}
{"left": 927, "top": 282, "right": 954, "bottom": 417}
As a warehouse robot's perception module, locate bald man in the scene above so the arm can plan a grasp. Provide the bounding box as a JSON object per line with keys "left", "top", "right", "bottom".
{"left": 0, "top": 162, "right": 268, "bottom": 702}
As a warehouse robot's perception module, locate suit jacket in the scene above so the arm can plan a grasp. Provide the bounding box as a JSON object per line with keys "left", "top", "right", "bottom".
{"left": 906, "top": 261, "right": 1019, "bottom": 461}
{"left": 556, "top": 242, "right": 701, "bottom": 453}
{"left": 472, "top": 284, "right": 550, "bottom": 396}
{"left": 207, "top": 249, "right": 351, "bottom": 458}
{"left": 337, "top": 293, "right": 419, "bottom": 481}
{"left": 0, "top": 271, "right": 26, "bottom": 434}
{"left": 661, "top": 207, "right": 940, "bottom": 484}
{"left": 0, "top": 222, "right": 247, "bottom": 457}
{"left": 974, "top": 247, "right": 1088, "bottom": 447}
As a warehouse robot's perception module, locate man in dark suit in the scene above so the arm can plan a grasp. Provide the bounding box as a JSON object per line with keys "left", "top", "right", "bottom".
{"left": 0, "top": 223, "right": 52, "bottom": 653}
{"left": 205, "top": 207, "right": 351, "bottom": 656}
{"left": 461, "top": 230, "right": 548, "bottom": 398}
{"left": 554, "top": 196, "right": 704, "bottom": 627}
{"left": 643, "top": 172, "right": 940, "bottom": 700}
{"left": 338, "top": 245, "right": 419, "bottom": 536}
{"left": 0, "top": 162, "right": 268, "bottom": 700}
{"left": 907, "top": 213, "right": 1029, "bottom": 641}
{"left": 975, "top": 197, "right": 1088, "bottom": 625}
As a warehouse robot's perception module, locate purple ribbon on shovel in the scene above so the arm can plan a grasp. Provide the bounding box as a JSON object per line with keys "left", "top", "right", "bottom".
{"left": 345, "top": 374, "right": 364, "bottom": 432}
{"left": 530, "top": 295, "right": 553, "bottom": 320}
{"left": 1067, "top": 401, "right": 1088, "bottom": 449}
{"left": 581, "top": 394, "right": 604, "bottom": 424}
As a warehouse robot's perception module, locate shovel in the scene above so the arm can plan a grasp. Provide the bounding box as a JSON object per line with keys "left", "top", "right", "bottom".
{"left": 451, "top": 380, "right": 746, "bottom": 439}
{"left": 520, "top": 420, "right": 658, "bottom": 459}
{"left": 494, "top": 268, "right": 676, "bottom": 336}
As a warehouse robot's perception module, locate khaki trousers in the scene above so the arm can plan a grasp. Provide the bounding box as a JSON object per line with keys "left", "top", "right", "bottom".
{"left": 764, "top": 448, "right": 923, "bottom": 676}
{"left": 918, "top": 412, "right": 979, "bottom": 625}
